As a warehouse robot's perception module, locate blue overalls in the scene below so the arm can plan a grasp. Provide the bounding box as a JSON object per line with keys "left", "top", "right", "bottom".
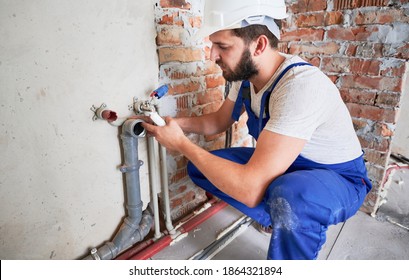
{"left": 187, "top": 63, "right": 372, "bottom": 260}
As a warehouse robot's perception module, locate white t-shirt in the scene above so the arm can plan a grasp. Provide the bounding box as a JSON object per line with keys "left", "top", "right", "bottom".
{"left": 227, "top": 53, "right": 362, "bottom": 164}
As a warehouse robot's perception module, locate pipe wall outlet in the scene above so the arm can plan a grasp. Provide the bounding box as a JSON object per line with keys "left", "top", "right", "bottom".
{"left": 123, "top": 119, "right": 146, "bottom": 138}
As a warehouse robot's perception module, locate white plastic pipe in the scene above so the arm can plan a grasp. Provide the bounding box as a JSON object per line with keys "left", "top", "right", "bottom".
{"left": 147, "top": 136, "right": 162, "bottom": 239}
{"left": 159, "top": 144, "right": 176, "bottom": 235}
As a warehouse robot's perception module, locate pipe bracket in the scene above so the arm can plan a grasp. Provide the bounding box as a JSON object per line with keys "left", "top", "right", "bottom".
{"left": 90, "top": 103, "right": 107, "bottom": 121}
{"left": 90, "top": 248, "right": 101, "bottom": 260}
{"left": 119, "top": 160, "right": 143, "bottom": 173}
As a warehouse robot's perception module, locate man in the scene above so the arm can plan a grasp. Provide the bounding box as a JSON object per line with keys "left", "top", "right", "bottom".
{"left": 142, "top": 0, "right": 372, "bottom": 259}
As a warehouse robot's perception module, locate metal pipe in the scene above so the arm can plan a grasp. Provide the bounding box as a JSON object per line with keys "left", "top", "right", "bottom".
{"left": 83, "top": 119, "right": 152, "bottom": 260}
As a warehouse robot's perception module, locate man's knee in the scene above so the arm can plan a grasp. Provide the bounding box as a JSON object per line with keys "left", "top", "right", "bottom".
{"left": 265, "top": 171, "right": 332, "bottom": 231}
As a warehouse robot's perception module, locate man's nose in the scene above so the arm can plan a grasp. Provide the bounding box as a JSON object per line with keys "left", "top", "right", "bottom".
{"left": 210, "top": 47, "right": 220, "bottom": 62}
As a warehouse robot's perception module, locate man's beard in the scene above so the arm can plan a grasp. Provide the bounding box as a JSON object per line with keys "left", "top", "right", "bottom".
{"left": 217, "top": 48, "right": 259, "bottom": 82}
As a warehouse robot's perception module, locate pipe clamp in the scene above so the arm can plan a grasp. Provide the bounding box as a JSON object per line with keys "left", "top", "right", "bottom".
{"left": 120, "top": 160, "right": 143, "bottom": 173}
{"left": 90, "top": 248, "right": 101, "bottom": 260}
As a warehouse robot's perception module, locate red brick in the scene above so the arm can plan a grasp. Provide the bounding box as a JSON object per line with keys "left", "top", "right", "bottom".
{"left": 322, "top": 57, "right": 350, "bottom": 73}
{"left": 289, "top": 42, "right": 340, "bottom": 55}
{"left": 364, "top": 149, "right": 389, "bottom": 167}
{"left": 170, "top": 168, "right": 188, "bottom": 184}
{"left": 325, "top": 11, "right": 344, "bottom": 25}
{"left": 196, "top": 87, "right": 224, "bottom": 105}
{"left": 163, "top": 66, "right": 200, "bottom": 80}
{"left": 375, "top": 92, "right": 401, "bottom": 108}
{"left": 157, "top": 12, "right": 183, "bottom": 26}
{"left": 202, "top": 101, "right": 223, "bottom": 115}
{"left": 326, "top": 26, "right": 373, "bottom": 41}
{"left": 327, "top": 75, "right": 340, "bottom": 84}
{"left": 169, "top": 81, "right": 201, "bottom": 95}
{"left": 189, "top": 16, "right": 202, "bottom": 28}
{"left": 160, "top": 0, "right": 191, "bottom": 9}
{"left": 334, "top": 0, "right": 388, "bottom": 10}
{"left": 158, "top": 47, "right": 203, "bottom": 63}
{"left": 205, "top": 75, "right": 225, "bottom": 89}
{"left": 380, "top": 60, "right": 407, "bottom": 77}
{"left": 345, "top": 43, "right": 358, "bottom": 56}
{"left": 350, "top": 59, "right": 381, "bottom": 76}
{"left": 341, "top": 75, "right": 402, "bottom": 92}
{"left": 175, "top": 95, "right": 190, "bottom": 110}
{"left": 355, "top": 9, "right": 407, "bottom": 25}
{"left": 204, "top": 46, "right": 211, "bottom": 60}
{"left": 297, "top": 56, "right": 321, "bottom": 67}
{"left": 156, "top": 26, "right": 184, "bottom": 46}
{"left": 290, "top": 0, "right": 327, "bottom": 13}
{"left": 295, "top": 13, "right": 325, "bottom": 27}
{"left": 340, "top": 88, "right": 377, "bottom": 105}
{"left": 323, "top": 57, "right": 379, "bottom": 75}
{"left": 171, "top": 196, "right": 183, "bottom": 208}
{"left": 346, "top": 103, "right": 397, "bottom": 123}
{"left": 358, "top": 135, "right": 391, "bottom": 152}
{"left": 170, "top": 190, "right": 197, "bottom": 208}
{"left": 281, "top": 29, "right": 325, "bottom": 42}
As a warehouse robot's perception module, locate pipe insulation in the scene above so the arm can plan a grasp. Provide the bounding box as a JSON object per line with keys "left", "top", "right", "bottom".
{"left": 83, "top": 119, "right": 152, "bottom": 260}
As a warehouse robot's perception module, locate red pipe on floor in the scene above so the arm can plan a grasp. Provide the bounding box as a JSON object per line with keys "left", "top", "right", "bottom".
{"left": 115, "top": 199, "right": 227, "bottom": 260}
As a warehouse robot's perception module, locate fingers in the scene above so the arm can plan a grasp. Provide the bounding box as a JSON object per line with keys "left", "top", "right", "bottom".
{"left": 141, "top": 121, "right": 156, "bottom": 133}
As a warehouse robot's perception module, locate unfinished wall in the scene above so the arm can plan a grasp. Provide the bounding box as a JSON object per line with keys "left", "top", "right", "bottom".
{"left": 154, "top": 0, "right": 251, "bottom": 221}
{"left": 391, "top": 64, "right": 409, "bottom": 157}
{"left": 0, "top": 0, "right": 158, "bottom": 259}
{"left": 281, "top": 0, "right": 409, "bottom": 214}
{"left": 154, "top": 0, "right": 408, "bottom": 220}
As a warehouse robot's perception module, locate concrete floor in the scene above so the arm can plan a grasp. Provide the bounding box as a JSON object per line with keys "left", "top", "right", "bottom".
{"left": 150, "top": 160, "right": 409, "bottom": 260}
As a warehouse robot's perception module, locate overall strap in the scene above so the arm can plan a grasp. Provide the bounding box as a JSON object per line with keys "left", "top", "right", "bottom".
{"left": 232, "top": 80, "right": 251, "bottom": 121}
{"left": 257, "top": 62, "right": 312, "bottom": 132}
{"left": 231, "top": 62, "right": 312, "bottom": 126}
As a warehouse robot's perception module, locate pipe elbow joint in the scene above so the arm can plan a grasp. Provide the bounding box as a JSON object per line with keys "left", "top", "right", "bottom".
{"left": 122, "top": 119, "right": 146, "bottom": 138}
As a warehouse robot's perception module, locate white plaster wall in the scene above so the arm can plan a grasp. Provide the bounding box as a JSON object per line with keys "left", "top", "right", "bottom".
{"left": 392, "top": 63, "right": 409, "bottom": 158}
{"left": 0, "top": 0, "right": 159, "bottom": 259}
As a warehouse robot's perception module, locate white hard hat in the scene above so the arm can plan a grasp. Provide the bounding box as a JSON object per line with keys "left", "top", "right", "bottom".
{"left": 194, "top": 0, "right": 288, "bottom": 40}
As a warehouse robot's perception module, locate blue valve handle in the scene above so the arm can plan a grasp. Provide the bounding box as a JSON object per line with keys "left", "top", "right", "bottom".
{"left": 150, "top": 85, "right": 168, "bottom": 99}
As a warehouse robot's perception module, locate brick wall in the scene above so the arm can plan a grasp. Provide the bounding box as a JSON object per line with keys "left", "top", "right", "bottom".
{"left": 154, "top": 0, "right": 408, "bottom": 219}
{"left": 154, "top": 0, "right": 250, "bottom": 221}
{"left": 281, "top": 0, "right": 409, "bottom": 214}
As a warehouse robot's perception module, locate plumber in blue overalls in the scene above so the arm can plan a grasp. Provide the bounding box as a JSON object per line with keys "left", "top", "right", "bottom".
{"left": 142, "top": 0, "right": 372, "bottom": 259}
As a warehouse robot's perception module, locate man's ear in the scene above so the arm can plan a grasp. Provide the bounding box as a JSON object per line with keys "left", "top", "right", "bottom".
{"left": 253, "top": 35, "right": 269, "bottom": 56}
